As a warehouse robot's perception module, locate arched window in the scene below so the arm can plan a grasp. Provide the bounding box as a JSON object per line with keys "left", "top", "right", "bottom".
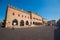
{"left": 12, "top": 19, "right": 18, "bottom": 26}
{"left": 13, "top": 13, "right": 15, "bottom": 16}
{"left": 25, "top": 16, "right": 26, "bottom": 18}
{"left": 28, "top": 16, "right": 29, "bottom": 19}
{"left": 33, "top": 22, "right": 35, "bottom": 24}
{"left": 26, "top": 21, "right": 29, "bottom": 25}
{"left": 18, "top": 14, "right": 20, "bottom": 17}
{"left": 20, "top": 20, "right": 24, "bottom": 26}
{"left": 22, "top": 15, "right": 23, "bottom": 17}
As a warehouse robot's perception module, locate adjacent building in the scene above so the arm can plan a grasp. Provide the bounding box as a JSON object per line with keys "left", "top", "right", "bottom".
{"left": 47, "top": 20, "right": 56, "bottom": 26}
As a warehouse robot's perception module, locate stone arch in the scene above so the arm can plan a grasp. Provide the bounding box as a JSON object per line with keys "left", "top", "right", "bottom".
{"left": 20, "top": 20, "right": 24, "bottom": 26}
{"left": 26, "top": 21, "right": 29, "bottom": 25}
{"left": 12, "top": 19, "right": 18, "bottom": 26}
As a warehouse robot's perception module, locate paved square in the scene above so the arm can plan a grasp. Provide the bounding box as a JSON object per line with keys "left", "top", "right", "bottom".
{"left": 0, "top": 26, "right": 54, "bottom": 40}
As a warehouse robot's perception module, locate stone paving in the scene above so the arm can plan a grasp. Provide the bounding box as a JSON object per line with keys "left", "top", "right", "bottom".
{"left": 0, "top": 26, "right": 56, "bottom": 40}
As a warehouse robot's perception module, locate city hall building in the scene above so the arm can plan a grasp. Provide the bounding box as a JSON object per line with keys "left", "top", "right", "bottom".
{"left": 5, "top": 5, "right": 47, "bottom": 28}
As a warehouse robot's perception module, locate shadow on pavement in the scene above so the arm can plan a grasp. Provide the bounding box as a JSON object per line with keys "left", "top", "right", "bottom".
{"left": 54, "top": 26, "right": 60, "bottom": 40}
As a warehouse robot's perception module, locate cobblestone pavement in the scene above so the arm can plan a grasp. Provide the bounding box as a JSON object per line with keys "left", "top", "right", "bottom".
{"left": 0, "top": 26, "right": 56, "bottom": 40}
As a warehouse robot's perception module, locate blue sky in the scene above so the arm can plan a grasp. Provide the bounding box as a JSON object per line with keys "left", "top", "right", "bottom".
{"left": 0, "top": 0, "right": 60, "bottom": 21}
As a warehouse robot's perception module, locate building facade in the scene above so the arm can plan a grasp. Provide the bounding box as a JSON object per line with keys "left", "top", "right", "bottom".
{"left": 47, "top": 20, "right": 56, "bottom": 26}
{"left": 42, "top": 18, "right": 47, "bottom": 26}
{"left": 5, "top": 5, "right": 47, "bottom": 28}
